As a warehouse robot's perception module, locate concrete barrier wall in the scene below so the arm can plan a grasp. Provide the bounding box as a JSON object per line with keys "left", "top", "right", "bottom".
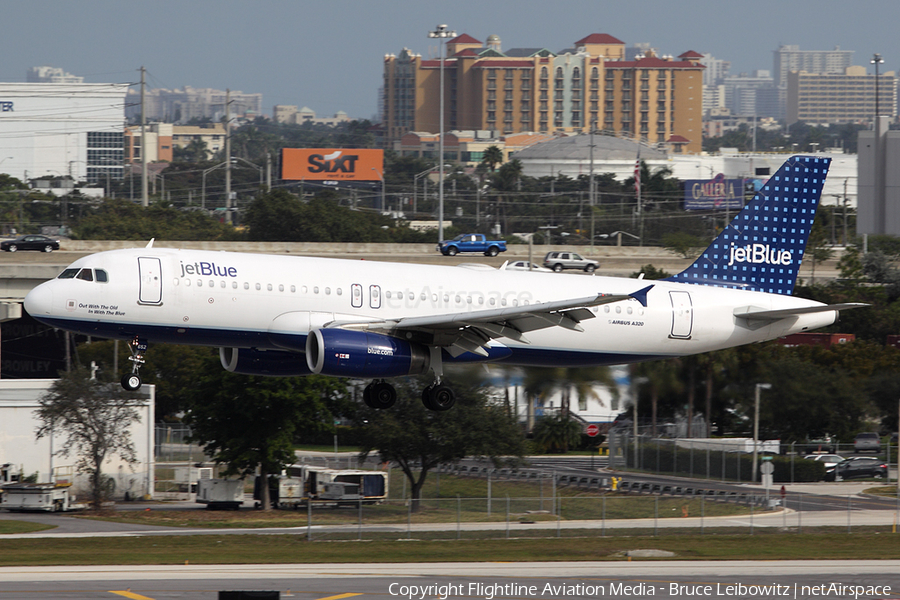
{"left": 60, "top": 240, "right": 686, "bottom": 259}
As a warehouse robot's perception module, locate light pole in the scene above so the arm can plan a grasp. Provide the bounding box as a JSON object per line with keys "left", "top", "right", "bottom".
{"left": 428, "top": 24, "right": 456, "bottom": 243}
{"left": 413, "top": 164, "right": 450, "bottom": 216}
{"left": 371, "top": 167, "right": 385, "bottom": 212}
{"left": 752, "top": 383, "right": 771, "bottom": 484}
{"left": 202, "top": 161, "right": 230, "bottom": 210}
{"left": 871, "top": 53, "right": 886, "bottom": 235}
{"left": 872, "top": 53, "right": 884, "bottom": 118}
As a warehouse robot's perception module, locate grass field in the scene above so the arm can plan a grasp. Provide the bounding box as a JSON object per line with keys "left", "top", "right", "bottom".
{"left": 0, "top": 530, "right": 900, "bottom": 566}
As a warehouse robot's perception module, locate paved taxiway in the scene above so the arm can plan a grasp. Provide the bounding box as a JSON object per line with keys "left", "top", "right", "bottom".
{"left": 1, "top": 561, "right": 899, "bottom": 599}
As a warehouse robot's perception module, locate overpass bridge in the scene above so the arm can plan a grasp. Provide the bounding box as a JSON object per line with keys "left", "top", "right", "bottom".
{"left": 0, "top": 239, "right": 845, "bottom": 306}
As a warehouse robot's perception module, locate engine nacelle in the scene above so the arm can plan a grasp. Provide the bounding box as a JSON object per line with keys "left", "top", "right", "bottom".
{"left": 220, "top": 347, "right": 312, "bottom": 377}
{"left": 306, "top": 328, "right": 430, "bottom": 378}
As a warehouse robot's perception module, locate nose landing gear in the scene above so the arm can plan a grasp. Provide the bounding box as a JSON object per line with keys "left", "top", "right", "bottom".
{"left": 121, "top": 336, "right": 147, "bottom": 392}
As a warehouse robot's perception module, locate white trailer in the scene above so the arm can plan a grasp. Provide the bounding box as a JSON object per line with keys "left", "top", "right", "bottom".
{"left": 1, "top": 483, "right": 84, "bottom": 512}
{"left": 195, "top": 478, "right": 244, "bottom": 510}
{"left": 265, "top": 465, "right": 388, "bottom": 508}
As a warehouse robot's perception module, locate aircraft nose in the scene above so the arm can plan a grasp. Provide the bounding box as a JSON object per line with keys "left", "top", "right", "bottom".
{"left": 24, "top": 282, "right": 53, "bottom": 316}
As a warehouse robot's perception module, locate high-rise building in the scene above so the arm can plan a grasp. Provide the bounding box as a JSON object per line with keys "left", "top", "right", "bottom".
{"left": 125, "top": 86, "right": 262, "bottom": 123}
{"left": 382, "top": 33, "right": 705, "bottom": 153}
{"left": 787, "top": 66, "right": 897, "bottom": 124}
{"left": 774, "top": 45, "right": 854, "bottom": 89}
{"left": 26, "top": 66, "right": 84, "bottom": 84}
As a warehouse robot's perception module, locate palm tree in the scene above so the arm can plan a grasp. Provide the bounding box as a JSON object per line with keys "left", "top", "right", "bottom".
{"left": 481, "top": 145, "right": 504, "bottom": 172}
{"left": 634, "top": 359, "right": 683, "bottom": 437}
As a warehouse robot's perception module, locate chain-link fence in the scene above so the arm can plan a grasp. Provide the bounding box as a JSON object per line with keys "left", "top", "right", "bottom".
{"left": 608, "top": 431, "right": 898, "bottom": 484}
{"left": 297, "top": 491, "right": 900, "bottom": 542}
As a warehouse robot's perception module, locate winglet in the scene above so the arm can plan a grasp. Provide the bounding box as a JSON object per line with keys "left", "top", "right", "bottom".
{"left": 629, "top": 285, "right": 654, "bottom": 307}
{"left": 146, "top": 238, "right": 155, "bottom": 248}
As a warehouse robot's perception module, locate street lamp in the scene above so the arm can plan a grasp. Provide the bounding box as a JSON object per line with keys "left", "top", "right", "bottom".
{"left": 597, "top": 230, "right": 640, "bottom": 247}
{"left": 413, "top": 164, "right": 451, "bottom": 216}
{"left": 752, "top": 383, "right": 772, "bottom": 484}
{"left": 202, "top": 161, "right": 231, "bottom": 210}
{"left": 371, "top": 167, "right": 385, "bottom": 212}
{"left": 428, "top": 23, "right": 456, "bottom": 243}
{"left": 871, "top": 53, "right": 884, "bottom": 118}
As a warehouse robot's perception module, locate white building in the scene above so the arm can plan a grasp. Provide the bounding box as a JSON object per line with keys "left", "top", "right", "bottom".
{"left": 0, "top": 82, "right": 129, "bottom": 184}
{"left": 0, "top": 380, "right": 155, "bottom": 500}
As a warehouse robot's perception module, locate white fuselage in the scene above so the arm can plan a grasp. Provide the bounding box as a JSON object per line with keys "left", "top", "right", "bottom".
{"left": 24, "top": 247, "right": 836, "bottom": 367}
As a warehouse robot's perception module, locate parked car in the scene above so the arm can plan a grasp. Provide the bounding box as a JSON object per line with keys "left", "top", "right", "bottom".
{"left": 503, "top": 260, "right": 552, "bottom": 272}
{"left": 802, "top": 436, "right": 835, "bottom": 454}
{"left": 803, "top": 454, "right": 845, "bottom": 469}
{"left": 824, "top": 457, "right": 888, "bottom": 481}
{"left": 542, "top": 251, "right": 600, "bottom": 273}
{"left": 0, "top": 234, "right": 59, "bottom": 253}
{"left": 853, "top": 432, "right": 881, "bottom": 453}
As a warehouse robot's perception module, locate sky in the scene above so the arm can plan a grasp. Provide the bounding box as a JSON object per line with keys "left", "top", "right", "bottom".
{"left": 2, "top": 0, "right": 899, "bottom": 121}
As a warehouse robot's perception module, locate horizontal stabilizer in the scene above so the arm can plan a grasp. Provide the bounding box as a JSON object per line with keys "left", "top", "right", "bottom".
{"left": 734, "top": 303, "right": 868, "bottom": 322}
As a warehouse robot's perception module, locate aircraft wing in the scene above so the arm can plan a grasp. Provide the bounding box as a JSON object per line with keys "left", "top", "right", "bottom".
{"left": 328, "top": 285, "right": 654, "bottom": 358}
{"left": 734, "top": 303, "right": 868, "bottom": 322}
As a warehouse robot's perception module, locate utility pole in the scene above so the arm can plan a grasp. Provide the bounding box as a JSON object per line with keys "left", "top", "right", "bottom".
{"left": 589, "top": 127, "right": 596, "bottom": 249}
{"left": 225, "top": 89, "right": 232, "bottom": 224}
{"left": 140, "top": 66, "right": 148, "bottom": 207}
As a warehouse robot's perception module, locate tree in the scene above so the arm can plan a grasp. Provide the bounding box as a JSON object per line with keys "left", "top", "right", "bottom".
{"left": 184, "top": 356, "right": 349, "bottom": 510}
{"left": 531, "top": 412, "right": 582, "bottom": 453}
{"left": 481, "top": 145, "right": 504, "bottom": 172}
{"left": 34, "top": 365, "right": 144, "bottom": 509}
{"left": 354, "top": 375, "right": 524, "bottom": 511}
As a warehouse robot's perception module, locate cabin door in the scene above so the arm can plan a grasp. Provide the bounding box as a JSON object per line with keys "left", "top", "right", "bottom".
{"left": 669, "top": 290, "right": 693, "bottom": 339}
{"left": 138, "top": 257, "right": 163, "bottom": 305}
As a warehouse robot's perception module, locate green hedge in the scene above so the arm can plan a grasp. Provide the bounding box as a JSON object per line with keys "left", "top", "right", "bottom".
{"left": 622, "top": 443, "right": 826, "bottom": 482}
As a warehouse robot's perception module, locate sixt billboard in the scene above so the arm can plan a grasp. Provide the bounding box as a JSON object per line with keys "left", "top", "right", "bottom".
{"left": 281, "top": 148, "right": 384, "bottom": 181}
{"left": 684, "top": 174, "right": 748, "bottom": 210}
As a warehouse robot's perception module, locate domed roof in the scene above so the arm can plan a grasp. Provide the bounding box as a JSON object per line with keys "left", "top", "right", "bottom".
{"left": 486, "top": 34, "right": 501, "bottom": 42}
{"left": 514, "top": 133, "right": 667, "bottom": 161}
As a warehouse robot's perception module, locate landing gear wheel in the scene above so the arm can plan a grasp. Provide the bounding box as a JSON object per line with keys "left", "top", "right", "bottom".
{"left": 122, "top": 336, "right": 147, "bottom": 391}
{"left": 423, "top": 384, "right": 455, "bottom": 411}
{"left": 365, "top": 380, "right": 396, "bottom": 409}
{"left": 121, "top": 373, "right": 142, "bottom": 391}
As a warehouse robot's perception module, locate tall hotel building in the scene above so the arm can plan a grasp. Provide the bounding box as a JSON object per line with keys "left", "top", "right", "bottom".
{"left": 382, "top": 33, "right": 705, "bottom": 153}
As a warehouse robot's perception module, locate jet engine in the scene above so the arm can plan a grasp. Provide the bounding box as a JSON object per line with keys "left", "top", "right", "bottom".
{"left": 306, "top": 328, "right": 430, "bottom": 378}
{"left": 219, "top": 347, "right": 312, "bottom": 377}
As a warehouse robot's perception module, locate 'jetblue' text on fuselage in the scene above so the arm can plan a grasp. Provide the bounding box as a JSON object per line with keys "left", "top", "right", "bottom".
{"left": 180, "top": 261, "right": 238, "bottom": 277}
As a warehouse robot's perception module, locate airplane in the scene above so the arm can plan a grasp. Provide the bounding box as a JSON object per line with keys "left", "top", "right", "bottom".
{"left": 24, "top": 155, "right": 864, "bottom": 411}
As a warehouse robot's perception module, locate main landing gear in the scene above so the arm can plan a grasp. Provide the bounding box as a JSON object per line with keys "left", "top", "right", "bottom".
{"left": 362, "top": 379, "right": 456, "bottom": 411}
{"left": 121, "top": 336, "right": 147, "bottom": 392}
{"left": 362, "top": 380, "right": 397, "bottom": 409}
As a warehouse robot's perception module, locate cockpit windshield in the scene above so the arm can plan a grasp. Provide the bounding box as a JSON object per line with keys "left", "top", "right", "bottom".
{"left": 57, "top": 268, "right": 108, "bottom": 282}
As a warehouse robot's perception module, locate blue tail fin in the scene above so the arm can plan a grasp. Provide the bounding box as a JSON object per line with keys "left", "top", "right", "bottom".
{"left": 665, "top": 155, "right": 831, "bottom": 295}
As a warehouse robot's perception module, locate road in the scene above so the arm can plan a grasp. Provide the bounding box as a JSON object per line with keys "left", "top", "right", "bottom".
{"left": 0, "top": 561, "right": 899, "bottom": 599}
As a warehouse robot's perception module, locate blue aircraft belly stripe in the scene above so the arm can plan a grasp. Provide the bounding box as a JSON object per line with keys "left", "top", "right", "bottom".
{"left": 34, "top": 316, "right": 670, "bottom": 367}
